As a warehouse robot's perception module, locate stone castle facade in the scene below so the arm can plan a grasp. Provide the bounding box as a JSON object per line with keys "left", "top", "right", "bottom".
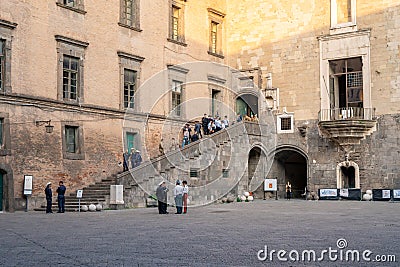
{"left": 0, "top": 0, "right": 399, "bottom": 211}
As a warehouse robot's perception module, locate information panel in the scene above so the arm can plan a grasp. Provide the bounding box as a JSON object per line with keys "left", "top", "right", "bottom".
{"left": 264, "top": 179, "right": 277, "bottom": 191}
{"left": 24, "top": 175, "right": 33, "bottom": 195}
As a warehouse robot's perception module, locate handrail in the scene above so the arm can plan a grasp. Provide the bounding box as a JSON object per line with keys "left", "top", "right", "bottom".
{"left": 319, "top": 107, "right": 375, "bottom": 121}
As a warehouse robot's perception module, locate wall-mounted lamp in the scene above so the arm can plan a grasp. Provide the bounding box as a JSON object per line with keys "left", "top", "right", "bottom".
{"left": 35, "top": 120, "right": 54, "bottom": 133}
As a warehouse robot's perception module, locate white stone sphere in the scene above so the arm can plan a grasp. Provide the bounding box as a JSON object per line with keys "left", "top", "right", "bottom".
{"left": 247, "top": 196, "right": 254, "bottom": 201}
{"left": 366, "top": 190, "right": 372, "bottom": 195}
{"left": 81, "top": 205, "right": 88, "bottom": 212}
{"left": 89, "top": 204, "right": 96, "bottom": 211}
{"left": 363, "top": 194, "right": 372, "bottom": 201}
{"left": 244, "top": 192, "right": 250, "bottom": 197}
{"left": 240, "top": 195, "right": 247, "bottom": 201}
{"left": 96, "top": 204, "right": 102, "bottom": 211}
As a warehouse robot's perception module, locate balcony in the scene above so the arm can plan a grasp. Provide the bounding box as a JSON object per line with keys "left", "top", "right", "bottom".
{"left": 318, "top": 107, "right": 377, "bottom": 146}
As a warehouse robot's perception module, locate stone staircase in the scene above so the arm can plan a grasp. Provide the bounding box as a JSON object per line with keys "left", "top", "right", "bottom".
{"left": 34, "top": 177, "right": 116, "bottom": 212}
{"left": 117, "top": 121, "right": 273, "bottom": 208}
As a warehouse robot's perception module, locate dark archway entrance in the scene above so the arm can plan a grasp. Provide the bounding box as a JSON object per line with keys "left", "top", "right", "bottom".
{"left": 236, "top": 94, "right": 258, "bottom": 117}
{"left": 267, "top": 149, "right": 307, "bottom": 198}
{"left": 341, "top": 166, "right": 355, "bottom": 188}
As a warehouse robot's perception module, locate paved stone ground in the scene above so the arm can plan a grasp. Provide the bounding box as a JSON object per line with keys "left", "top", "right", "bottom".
{"left": 0, "top": 200, "right": 399, "bottom": 266}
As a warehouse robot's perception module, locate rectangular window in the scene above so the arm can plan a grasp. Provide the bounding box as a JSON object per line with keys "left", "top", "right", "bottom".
{"left": 190, "top": 169, "right": 199, "bottom": 178}
{"left": 63, "top": 55, "right": 79, "bottom": 101}
{"left": 172, "top": 80, "right": 182, "bottom": 116}
{"left": 280, "top": 117, "right": 292, "bottom": 131}
{"left": 336, "top": 0, "right": 352, "bottom": 24}
{"left": 0, "top": 40, "right": 4, "bottom": 91}
{"left": 64, "top": 0, "right": 76, "bottom": 7}
{"left": 329, "top": 57, "right": 363, "bottom": 110}
{"left": 120, "top": 0, "right": 139, "bottom": 29}
{"left": 211, "top": 21, "right": 218, "bottom": 54}
{"left": 172, "top": 6, "right": 180, "bottom": 41}
{"left": 222, "top": 169, "right": 229, "bottom": 178}
{"left": 0, "top": 118, "right": 3, "bottom": 147}
{"left": 65, "top": 126, "right": 78, "bottom": 153}
{"left": 124, "top": 69, "right": 137, "bottom": 109}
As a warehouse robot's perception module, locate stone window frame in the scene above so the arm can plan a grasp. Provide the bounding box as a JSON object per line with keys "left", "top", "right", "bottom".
{"left": 123, "top": 128, "right": 141, "bottom": 152}
{"left": 118, "top": 0, "right": 142, "bottom": 32}
{"left": 56, "top": 0, "right": 86, "bottom": 14}
{"left": 0, "top": 112, "right": 11, "bottom": 156}
{"left": 117, "top": 51, "right": 144, "bottom": 111}
{"left": 208, "top": 74, "right": 226, "bottom": 117}
{"left": 318, "top": 30, "right": 372, "bottom": 120}
{"left": 0, "top": 19, "right": 17, "bottom": 94}
{"left": 55, "top": 35, "right": 89, "bottom": 104}
{"left": 167, "top": 0, "right": 187, "bottom": 46}
{"left": 61, "top": 121, "right": 85, "bottom": 160}
{"left": 277, "top": 111, "right": 294, "bottom": 134}
{"left": 330, "top": 0, "right": 357, "bottom": 34}
{"left": 168, "top": 65, "right": 189, "bottom": 118}
{"left": 207, "top": 8, "right": 225, "bottom": 59}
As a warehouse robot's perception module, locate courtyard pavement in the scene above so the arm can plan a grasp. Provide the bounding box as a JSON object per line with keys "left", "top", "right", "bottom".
{"left": 0, "top": 200, "right": 399, "bottom": 266}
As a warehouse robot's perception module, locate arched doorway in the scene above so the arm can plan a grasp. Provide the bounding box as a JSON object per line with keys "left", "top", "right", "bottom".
{"left": 336, "top": 161, "right": 360, "bottom": 188}
{"left": 247, "top": 146, "right": 269, "bottom": 197}
{"left": 267, "top": 148, "right": 308, "bottom": 198}
{"left": 236, "top": 94, "right": 258, "bottom": 117}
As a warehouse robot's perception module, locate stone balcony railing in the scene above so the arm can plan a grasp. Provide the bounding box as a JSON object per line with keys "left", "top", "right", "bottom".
{"left": 318, "top": 107, "right": 377, "bottom": 147}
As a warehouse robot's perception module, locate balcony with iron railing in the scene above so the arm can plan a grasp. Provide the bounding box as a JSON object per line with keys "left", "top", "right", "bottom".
{"left": 318, "top": 107, "right": 377, "bottom": 146}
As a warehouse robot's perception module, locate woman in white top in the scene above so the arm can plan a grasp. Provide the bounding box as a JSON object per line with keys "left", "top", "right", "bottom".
{"left": 173, "top": 180, "right": 184, "bottom": 214}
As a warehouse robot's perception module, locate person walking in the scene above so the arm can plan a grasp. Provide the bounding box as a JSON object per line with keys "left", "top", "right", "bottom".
{"left": 156, "top": 181, "right": 169, "bottom": 214}
{"left": 45, "top": 182, "right": 53, "bottom": 214}
{"left": 194, "top": 121, "right": 202, "bottom": 138}
{"left": 286, "top": 181, "right": 292, "bottom": 200}
{"left": 173, "top": 180, "right": 184, "bottom": 214}
{"left": 182, "top": 180, "right": 189, "bottom": 214}
{"left": 56, "top": 181, "right": 66, "bottom": 213}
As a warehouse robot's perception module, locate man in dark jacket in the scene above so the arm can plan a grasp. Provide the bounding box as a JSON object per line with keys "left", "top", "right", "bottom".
{"left": 201, "top": 114, "right": 209, "bottom": 135}
{"left": 56, "top": 181, "right": 66, "bottom": 213}
{"left": 45, "top": 182, "right": 53, "bottom": 213}
{"left": 123, "top": 150, "right": 130, "bottom": 171}
{"left": 156, "top": 181, "right": 168, "bottom": 214}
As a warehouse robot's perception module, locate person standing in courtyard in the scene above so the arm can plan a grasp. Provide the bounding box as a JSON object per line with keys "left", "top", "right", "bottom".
{"left": 123, "top": 149, "right": 130, "bottom": 171}
{"left": 45, "top": 182, "right": 53, "bottom": 214}
{"left": 56, "top": 181, "right": 66, "bottom": 213}
{"left": 156, "top": 181, "right": 169, "bottom": 214}
{"left": 173, "top": 180, "right": 184, "bottom": 214}
{"left": 286, "top": 181, "right": 292, "bottom": 200}
{"left": 182, "top": 180, "right": 189, "bottom": 214}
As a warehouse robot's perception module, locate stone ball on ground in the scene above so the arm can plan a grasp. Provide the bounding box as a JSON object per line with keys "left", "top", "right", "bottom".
{"left": 366, "top": 190, "right": 372, "bottom": 195}
{"left": 222, "top": 197, "right": 228, "bottom": 203}
{"left": 81, "top": 205, "right": 88, "bottom": 212}
{"left": 240, "top": 195, "right": 247, "bottom": 201}
{"left": 89, "top": 204, "right": 96, "bottom": 211}
{"left": 227, "top": 196, "right": 235, "bottom": 203}
{"left": 244, "top": 192, "right": 250, "bottom": 197}
{"left": 363, "top": 193, "right": 372, "bottom": 201}
{"left": 247, "top": 196, "right": 254, "bottom": 201}
{"left": 96, "top": 204, "right": 102, "bottom": 211}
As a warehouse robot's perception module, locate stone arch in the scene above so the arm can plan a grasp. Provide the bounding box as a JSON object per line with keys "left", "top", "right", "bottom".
{"left": 0, "top": 163, "right": 14, "bottom": 212}
{"left": 267, "top": 145, "right": 309, "bottom": 198}
{"left": 235, "top": 90, "right": 260, "bottom": 118}
{"left": 246, "top": 143, "right": 270, "bottom": 197}
{"left": 336, "top": 161, "right": 360, "bottom": 189}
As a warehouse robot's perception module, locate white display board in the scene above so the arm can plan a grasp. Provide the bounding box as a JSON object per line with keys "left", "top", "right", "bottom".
{"left": 382, "top": 190, "right": 391, "bottom": 199}
{"left": 319, "top": 189, "right": 338, "bottom": 197}
{"left": 110, "top": 185, "right": 124, "bottom": 204}
{"left": 76, "top": 190, "right": 83, "bottom": 198}
{"left": 264, "top": 179, "right": 277, "bottom": 191}
{"left": 339, "top": 189, "right": 349, "bottom": 197}
{"left": 393, "top": 189, "right": 400, "bottom": 199}
{"left": 24, "top": 175, "right": 33, "bottom": 195}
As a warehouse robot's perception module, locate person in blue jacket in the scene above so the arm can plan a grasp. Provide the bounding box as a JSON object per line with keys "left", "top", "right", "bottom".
{"left": 45, "top": 182, "right": 53, "bottom": 213}
{"left": 56, "top": 181, "right": 67, "bottom": 213}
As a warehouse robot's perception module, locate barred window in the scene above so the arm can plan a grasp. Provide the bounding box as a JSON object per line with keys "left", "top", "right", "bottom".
{"left": 280, "top": 117, "right": 292, "bottom": 131}
{"left": 190, "top": 169, "right": 199, "bottom": 178}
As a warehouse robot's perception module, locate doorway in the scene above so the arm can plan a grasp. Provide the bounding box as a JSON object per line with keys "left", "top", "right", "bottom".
{"left": 236, "top": 94, "right": 258, "bottom": 117}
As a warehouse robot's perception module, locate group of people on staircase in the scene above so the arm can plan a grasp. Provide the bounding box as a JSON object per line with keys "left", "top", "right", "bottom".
{"left": 156, "top": 180, "right": 189, "bottom": 215}
{"left": 122, "top": 148, "right": 143, "bottom": 172}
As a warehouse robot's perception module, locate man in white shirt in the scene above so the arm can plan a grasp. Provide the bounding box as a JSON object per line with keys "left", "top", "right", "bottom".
{"left": 182, "top": 180, "right": 189, "bottom": 214}
{"left": 173, "top": 180, "right": 184, "bottom": 214}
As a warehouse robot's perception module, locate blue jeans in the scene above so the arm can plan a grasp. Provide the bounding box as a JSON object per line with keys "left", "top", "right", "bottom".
{"left": 58, "top": 195, "right": 65, "bottom": 212}
{"left": 175, "top": 195, "right": 183, "bottom": 214}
